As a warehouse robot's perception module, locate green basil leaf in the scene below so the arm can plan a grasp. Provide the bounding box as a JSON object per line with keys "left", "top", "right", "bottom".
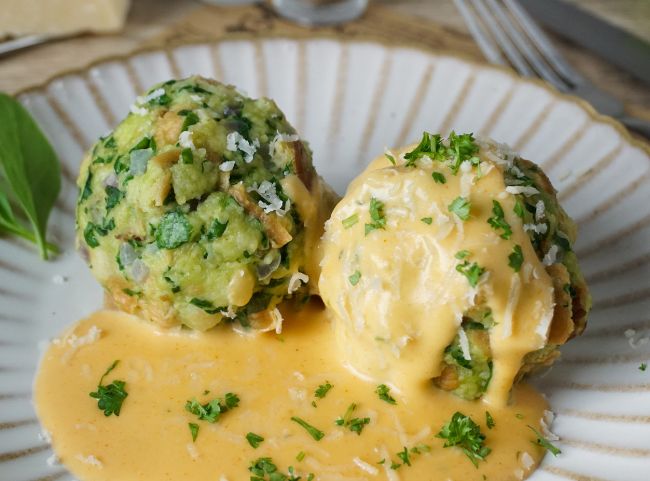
{"left": 0, "top": 93, "right": 60, "bottom": 258}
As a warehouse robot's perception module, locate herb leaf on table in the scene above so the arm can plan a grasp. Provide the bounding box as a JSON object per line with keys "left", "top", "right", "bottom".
{"left": 0, "top": 93, "right": 61, "bottom": 258}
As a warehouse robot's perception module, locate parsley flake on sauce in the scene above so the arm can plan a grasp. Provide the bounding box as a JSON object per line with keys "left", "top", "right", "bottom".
{"left": 432, "top": 172, "right": 447, "bottom": 184}
{"left": 436, "top": 412, "right": 491, "bottom": 467}
{"left": 291, "top": 416, "right": 325, "bottom": 441}
{"left": 89, "top": 360, "right": 128, "bottom": 417}
{"left": 188, "top": 422, "right": 199, "bottom": 442}
{"left": 456, "top": 257, "right": 486, "bottom": 288}
{"left": 348, "top": 270, "right": 361, "bottom": 286}
{"left": 375, "top": 384, "right": 397, "bottom": 405}
{"left": 397, "top": 446, "right": 411, "bottom": 466}
{"left": 508, "top": 245, "right": 524, "bottom": 273}
{"left": 365, "top": 197, "right": 387, "bottom": 235}
{"left": 246, "top": 432, "right": 265, "bottom": 449}
{"left": 314, "top": 381, "right": 333, "bottom": 399}
{"left": 486, "top": 411, "right": 495, "bottom": 429}
{"left": 640, "top": 363, "right": 648, "bottom": 372}
{"left": 448, "top": 196, "right": 471, "bottom": 221}
{"left": 421, "top": 217, "right": 433, "bottom": 225}
{"left": 447, "top": 131, "right": 480, "bottom": 174}
{"left": 487, "top": 200, "right": 512, "bottom": 239}
{"left": 403, "top": 132, "right": 445, "bottom": 167}
{"left": 342, "top": 213, "right": 359, "bottom": 229}
{"left": 528, "top": 425, "right": 561, "bottom": 456}
{"left": 335, "top": 403, "right": 370, "bottom": 436}
{"left": 185, "top": 392, "right": 239, "bottom": 423}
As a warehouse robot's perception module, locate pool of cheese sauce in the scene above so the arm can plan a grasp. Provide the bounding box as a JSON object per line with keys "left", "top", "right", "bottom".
{"left": 34, "top": 303, "right": 548, "bottom": 481}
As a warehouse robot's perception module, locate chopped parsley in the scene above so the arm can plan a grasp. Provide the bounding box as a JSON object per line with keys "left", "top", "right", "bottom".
{"left": 89, "top": 360, "right": 128, "bottom": 417}
{"left": 487, "top": 200, "right": 512, "bottom": 239}
{"left": 188, "top": 422, "right": 199, "bottom": 442}
{"left": 342, "top": 213, "right": 359, "bottom": 229}
{"left": 486, "top": 411, "right": 495, "bottom": 429}
{"left": 314, "top": 382, "right": 333, "bottom": 399}
{"left": 248, "top": 457, "right": 303, "bottom": 481}
{"left": 375, "top": 384, "right": 396, "bottom": 405}
{"left": 296, "top": 451, "right": 306, "bottom": 462}
{"left": 456, "top": 258, "right": 485, "bottom": 287}
{"left": 181, "top": 147, "right": 194, "bottom": 164}
{"left": 448, "top": 196, "right": 471, "bottom": 221}
{"left": 421, "top": 217, "right": 433, "bottom": 225}
{"left": 335, "top": 403, "right": 370, "bottom": 435}
{"left": 455, "top": 249, "right": 470, "bottom": 260}
{"left": 246, "top": 432, "right": 265, "bottom": 449}
{"left": 185, "top": 392, "right": 239, "bottom": 423}
{"left": 508, "top": 245, "right": 524, "bottom": 272}
{"left": 447, "top": 131, "right": 480, "bottom": 174}
{"left": 189, "top": 297, "right": 223, "bottom": 315}
{"left": 291, "top": 416, "right": 325, "bottom": 441}
{"left": 403, "top": 132, "right": 445, "bottom": 167}
{"left": 365, "top": 197, "right": 387, "bottom": 235}
{"left": 155, "top": 211, "right": 192, "bottom": 249}
{"left": 348, "top": 270, "right": 361, "bottom": 286}
{"left": 397, "top": 446, "right": 411, "bottom": 466}
{"left": 436, "top": 412, "right": 491, "bottom": 467}
{"left": 206, "top": 219, "right": 228, "bottom": 240}
{"left": 432, "top": 171, "right": 446, "bottom": 184}
{"left": 180, "top": 111, "right": 199, "bottom": 132}
{"left": 385, "top": 152, "right": 396, "bottom": 165}
{"left": 528, "top": 425, "right": 561, "bottom": 456}
{"left": 513, "top": 198, "right": 525, "bottom": 218}
{"left": 640, "top": 363, "right": 647, "bottom": 372}
{"left": 105, "top": 185, "right": 123, "bottom": 211}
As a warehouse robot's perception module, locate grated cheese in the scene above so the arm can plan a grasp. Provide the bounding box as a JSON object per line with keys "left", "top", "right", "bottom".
{"left": 129, "top": 104, "right": 148, "bottom": 116}
{"left": 506, "top": 185, "right": 539, "bottom": 196}
{"left": 543, "top": 245, "right": 558, "bottom": 266}
{"left": 458, "top": 328, "right": 472, "bottom": 361}
{"left": 288, "top": 272, "right": 309, "bottom": 294}
{"left": 226, "top": 132, "right": 258, "bottom": 163}
{"left": 249, "top": 180, "right": 289, "bottom": 215}
{"left": 269, "top": 131, "right": 300, "bottom": 158}
{"left": 178, "top": 131, "right": 195, "bottom": 150}
{"left": 219, "top": 160, "right": 235, "bottom": 172}
{"left": 75, "top": 454, "right": 103, "bottom": 468}
{"left": 534, "top": 200, "right": 546, "bottom": 221}
{"left": 353, "top": 457, "right": 379, "bottom": 475}
{"left": 520, "top": 451, "right": 535, "bottom": 470}
{"left": 186, "top": 443, "right": 199, "bottom": 460}
{"left": 523, "top": 223, "right": 548, "bottom": 235}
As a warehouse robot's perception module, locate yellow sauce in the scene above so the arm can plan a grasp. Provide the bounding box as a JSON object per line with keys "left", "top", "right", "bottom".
{"left": 35, "top": 305, "right": 549, "bottom": 481}
{"left": 319, "top": 147, "right": 554, "bottom": 407}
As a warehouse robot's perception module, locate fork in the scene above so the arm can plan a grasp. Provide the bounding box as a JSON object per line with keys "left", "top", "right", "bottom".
{"left": 454, "top": 0, "right": 650, "bottom": 139}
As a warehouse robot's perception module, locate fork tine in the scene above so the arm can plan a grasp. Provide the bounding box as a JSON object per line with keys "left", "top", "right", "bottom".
{"left": 469, "top": 0, "right": 534, "bottom": 77}
{"left": 485, "top": 0, "right": 568, "bottom": 90}
{"left": 453, "top": 0, "right": 506, "bottom": 66}
{"left": 503, "top": 0, "right": 584, "bottom": 85}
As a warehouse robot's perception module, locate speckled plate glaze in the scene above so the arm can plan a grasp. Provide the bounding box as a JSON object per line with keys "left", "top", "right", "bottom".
{"left": 2, "top": 38, "right": 649, "bottom": 481}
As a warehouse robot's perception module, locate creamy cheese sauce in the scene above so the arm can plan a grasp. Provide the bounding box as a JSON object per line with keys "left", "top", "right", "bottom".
{"left": 319, "top": 149, "right": 555, "bottom": 407}
{"left": 35, "top": 306, "right": 549, "bottom": 481}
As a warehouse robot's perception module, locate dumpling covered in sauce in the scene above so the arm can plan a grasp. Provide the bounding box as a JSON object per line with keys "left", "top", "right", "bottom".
{"left": 76, "top": 76, "right": 337, "bottom": 331}
{"left": 319, "top": 132, "right": 590, "bottom": 404}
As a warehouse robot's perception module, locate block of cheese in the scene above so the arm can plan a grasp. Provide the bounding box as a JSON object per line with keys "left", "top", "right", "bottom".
{"left": 0, "top": 0, "right": 131, "bottom": 37}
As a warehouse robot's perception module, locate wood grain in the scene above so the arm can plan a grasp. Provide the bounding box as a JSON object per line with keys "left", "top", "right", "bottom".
{"left": 1, "top": 0, "right": 648, "bottom": 122}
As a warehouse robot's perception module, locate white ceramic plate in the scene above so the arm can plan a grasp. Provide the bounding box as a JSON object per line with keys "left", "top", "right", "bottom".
{"left": 2, "top": 38, "right": 649, "bottom": 481}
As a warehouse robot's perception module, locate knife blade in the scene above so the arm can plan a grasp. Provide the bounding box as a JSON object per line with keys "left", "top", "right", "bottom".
{"left": 519, "top": 0, "right": 650, "bottom": 85}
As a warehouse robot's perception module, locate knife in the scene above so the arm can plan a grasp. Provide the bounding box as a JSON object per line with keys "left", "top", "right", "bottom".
{"left": 519, "top": 0, "right": 650, "bottom": 85}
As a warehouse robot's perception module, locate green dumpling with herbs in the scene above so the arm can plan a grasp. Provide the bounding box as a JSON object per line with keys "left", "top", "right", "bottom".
{"left": 76, "top": 76, "right": 337, "bottom": 330}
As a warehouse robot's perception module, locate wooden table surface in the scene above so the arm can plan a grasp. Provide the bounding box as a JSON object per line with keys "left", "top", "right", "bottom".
{"left": 2, "top": 0, "right": 649, "bottom": 123}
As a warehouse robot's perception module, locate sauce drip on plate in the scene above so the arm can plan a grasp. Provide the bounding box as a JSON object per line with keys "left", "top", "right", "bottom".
{"left": 35, "top": 304, "right": 549, "bottom": 481}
